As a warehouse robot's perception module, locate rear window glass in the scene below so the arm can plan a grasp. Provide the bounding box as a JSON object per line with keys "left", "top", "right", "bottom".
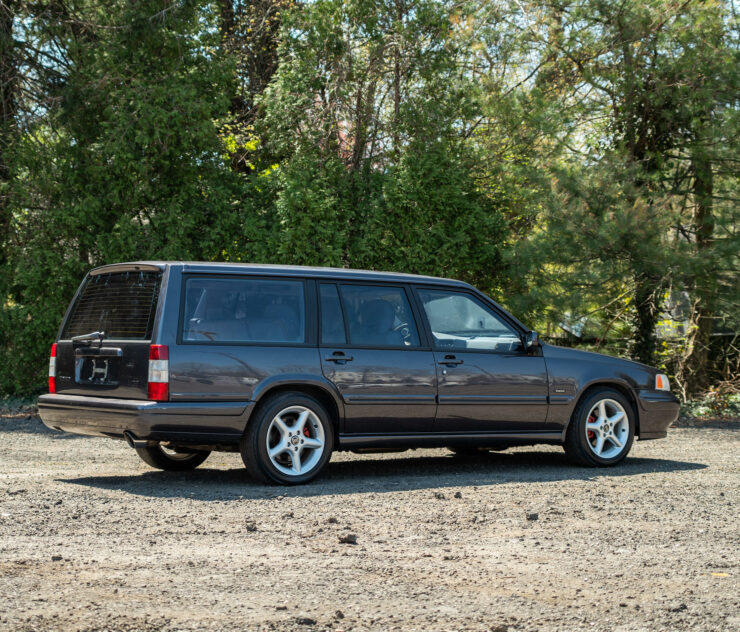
{"left": 62, "top": 270, "right": 162, "bottom": 340}
{"left": 182, "top": 277, "right": 306, "bottom": 344}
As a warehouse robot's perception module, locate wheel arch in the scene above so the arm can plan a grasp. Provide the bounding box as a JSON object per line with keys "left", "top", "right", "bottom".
{"left": 562, "top": 381, "right": 641, "bottom": 441}
{"left": 248, "top": 379, "right": 343, "bottom": 446}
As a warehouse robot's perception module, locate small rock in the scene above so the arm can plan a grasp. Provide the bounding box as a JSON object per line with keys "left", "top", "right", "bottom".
{"left": 327, "top": 517, "right": 338, "bottom": 524}
{"left": 295, "top": 616, "right": 316, "bottom": 625}
{"left": 335, "top": 610, "right": 345, "bottom": 619}
{"left": 454, "top": 491, "right": 463, "bottom": 499}
{"left": 490, "top": 625, "right": 508, "bottom": 632}
{"left": 51, "top": 555, "right": 62, "bottom": 562}
{"left": 670, "top": 604, "right": 687, "bottom": 613}
{"left": 526, "top": 513, "right": 539, "bottom": 521}
{"left": 338, "top": 533, "right": 357, "bottom": 545}
{"left": 275, "top": 605, "right": 288, "bottom": 611}
{"left": 245, "top": 522, "right": 257, "bottom": 532}
{"left": 434, "top": 492, "right": 446, "bottom": 500}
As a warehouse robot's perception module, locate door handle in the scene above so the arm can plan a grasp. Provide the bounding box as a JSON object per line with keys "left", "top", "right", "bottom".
{"left": 324, "top": 353, "right": 353, "bottom": 363}
{"left": 438, "top": 356, "right": 463, "bottom": 366}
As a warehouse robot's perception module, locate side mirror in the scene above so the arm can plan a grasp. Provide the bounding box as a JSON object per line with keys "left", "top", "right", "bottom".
{"left": 524, "top": 330, "right": 540, "bottom": 350}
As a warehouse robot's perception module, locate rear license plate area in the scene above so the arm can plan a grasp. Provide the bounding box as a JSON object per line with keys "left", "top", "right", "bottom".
{"left": 74, "top": 348, "right": 122, "bottom": 386}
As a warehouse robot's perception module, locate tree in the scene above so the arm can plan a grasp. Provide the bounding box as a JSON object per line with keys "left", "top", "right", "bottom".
{"left": 479, "top": 0, "right": 740, "bottom": 372}
{"left": 254, "top": 0, "right": 510, "bottom": 287}
{"left": 2, "top": 0, "right": 241, "bottom": 394}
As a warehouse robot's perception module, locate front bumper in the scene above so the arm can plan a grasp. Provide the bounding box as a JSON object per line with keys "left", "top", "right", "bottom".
{"left": 636, "top": 390, "right": 680, "bottom": 440}
{"left": 38, "top": 394, "right": 253, "bottom": 444}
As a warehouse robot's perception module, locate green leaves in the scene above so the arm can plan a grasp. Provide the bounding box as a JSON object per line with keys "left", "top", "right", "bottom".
{"left": 0, "top": 0, "right": 738, "bottom": 397}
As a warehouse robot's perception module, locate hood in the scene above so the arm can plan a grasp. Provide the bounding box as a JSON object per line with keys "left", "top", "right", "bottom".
{"left": 542, "top": 343, "right": 657, "bottom": 373}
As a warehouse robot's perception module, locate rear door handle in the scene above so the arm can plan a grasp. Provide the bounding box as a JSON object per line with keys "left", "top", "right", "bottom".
{"left": 438, "top": 356, "right": 463, "bottom": 366}
{"left": 324, "top": 353, "right": 353, "bottom": 363}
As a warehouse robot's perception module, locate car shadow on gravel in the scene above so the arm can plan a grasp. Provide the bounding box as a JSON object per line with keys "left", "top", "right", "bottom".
{"left": 59, "top": 450, "right": 707, "bottom": 501}
{"left": 0, "top": 416, "right": 80, "bottom": 438}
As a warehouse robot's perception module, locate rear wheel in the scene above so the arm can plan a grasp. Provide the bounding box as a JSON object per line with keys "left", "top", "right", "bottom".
{"left": 241, "top": 393, "right": 334, "bottom": 485}
{"left": 134, "top": 445, "right": 210, "bottom": 471}
{"left": 564, "top": 388, "right": 635, "bottom": 467}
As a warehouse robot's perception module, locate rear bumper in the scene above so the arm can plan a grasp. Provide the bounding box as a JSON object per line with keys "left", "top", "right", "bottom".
{"left": 636, "top": 390, "right": 680, "bottom": 440}
{"left": 38, "top": 394, "right": 252, "bottom": 444}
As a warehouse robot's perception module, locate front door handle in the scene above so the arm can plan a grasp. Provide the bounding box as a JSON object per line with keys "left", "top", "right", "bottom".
{"left": 438, "top": 355, "right": 463, "bottom": 366}
{"left": 324, "top": 352, "right": 353, "bottom": 363}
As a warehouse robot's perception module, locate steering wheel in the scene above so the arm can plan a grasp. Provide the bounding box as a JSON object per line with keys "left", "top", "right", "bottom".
{"left": 393, "top": 321, "right": 412, "bottom": 343}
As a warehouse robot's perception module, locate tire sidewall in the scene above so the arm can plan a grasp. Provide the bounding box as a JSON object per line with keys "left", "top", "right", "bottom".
{"left": 249, "top": 394, "right": 334, "bottom": 485}
{"left": 574, "top": 389, "right": 635, "bottom": 466}
{"left": 135, "top": 445, "right": 210, "bottom": 471}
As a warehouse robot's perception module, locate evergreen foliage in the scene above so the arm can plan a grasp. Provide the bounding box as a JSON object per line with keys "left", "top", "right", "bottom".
{"left": 0, "top": 0, "right": 738, "bottom": 398}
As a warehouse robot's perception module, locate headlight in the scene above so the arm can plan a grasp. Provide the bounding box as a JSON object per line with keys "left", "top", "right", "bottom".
{"left": 655, "top": 374, "right": 670, "bottom": 391}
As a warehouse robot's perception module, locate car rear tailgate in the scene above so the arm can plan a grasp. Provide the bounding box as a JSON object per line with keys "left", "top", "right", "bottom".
{"left": 54, "top": 265, "right": 164, "bottom": 400}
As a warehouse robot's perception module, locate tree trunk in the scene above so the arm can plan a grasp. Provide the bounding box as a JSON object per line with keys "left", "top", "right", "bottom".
{"left": 392, "top": 0, "right": 402, "bottom": 155}
{"left": 0, "top": 1, "right": 17, "bottom": 270}
{"left": 631, "top": 274, "right": 663, "bottom": 366}
{"left": 686, "top": 144, "right": 715, "bottom": 394}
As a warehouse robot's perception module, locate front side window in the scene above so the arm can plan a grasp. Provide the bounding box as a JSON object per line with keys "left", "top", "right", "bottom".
{"left": 417, "top": 289, "right": 521, "bottom": 352}
{"left": 338, "top": 285, "right": 420, "bottom": 348}
{"left": 182, "top": 277, "right": 305, "bottom": 344}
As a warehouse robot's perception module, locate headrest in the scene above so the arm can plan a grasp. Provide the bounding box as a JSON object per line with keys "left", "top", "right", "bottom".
{"left": 359, "top": 299, "right": 395, "bottom": 332}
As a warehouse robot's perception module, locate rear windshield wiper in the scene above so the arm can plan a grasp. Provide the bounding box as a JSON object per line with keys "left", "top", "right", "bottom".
{"left": 71, "top": 331, "right": 106, "bottom": 344}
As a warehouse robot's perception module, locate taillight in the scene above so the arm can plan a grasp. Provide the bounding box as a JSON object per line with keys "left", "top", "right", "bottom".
{"left": 48, "top": 343, "right": 57, "bottom": 393}
{"left": 147, "top": 344, "right": 169, "bottom": 401}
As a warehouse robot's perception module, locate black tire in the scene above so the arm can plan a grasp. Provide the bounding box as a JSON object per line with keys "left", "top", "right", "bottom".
{"left": 240, "top": 392, "right": 334, "bottom": 485}
{"left": 134, "top": 445, "right": 210, "bottom": 471}
{"left": 564, "top": 388, "right": 635, "bottom": 467}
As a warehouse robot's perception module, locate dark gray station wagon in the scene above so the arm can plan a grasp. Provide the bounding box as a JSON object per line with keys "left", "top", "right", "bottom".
{"left": 39, "top": 262, "right": 679, "bottom": 484}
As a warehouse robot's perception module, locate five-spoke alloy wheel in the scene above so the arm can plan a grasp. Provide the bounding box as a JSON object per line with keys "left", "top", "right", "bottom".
{"left": 584, "top": 398, "right": 630, "bottom": 459}
{"left": 241, "top": 393, "right": 334, "bottom": 485}
{"left": 564, "top": 388, "right": 635, "bottom": 466}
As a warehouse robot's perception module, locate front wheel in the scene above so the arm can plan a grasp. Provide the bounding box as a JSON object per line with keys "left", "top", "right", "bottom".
{"left": 564, "top": 388, "right": 635, "bottom": 467}
{"left": 134, "top": 445, "right": 210, "bottom": 471}
{"left": 241, "top": 393, "right": 334, "bottom": 485}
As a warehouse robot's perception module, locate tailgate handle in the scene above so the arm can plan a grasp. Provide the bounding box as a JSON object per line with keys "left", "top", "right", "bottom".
{"left": 74, "top": 347, "right": 123, "bottom": 358}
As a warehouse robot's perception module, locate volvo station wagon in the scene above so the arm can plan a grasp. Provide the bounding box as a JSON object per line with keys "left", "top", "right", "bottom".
{"left": 38, "top": 262, "right": 679, "bottom": 484}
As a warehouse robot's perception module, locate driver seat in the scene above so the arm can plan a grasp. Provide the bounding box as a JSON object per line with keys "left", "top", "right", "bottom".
{"left": 355, "top": 299, "right": 404, "bottom": 346}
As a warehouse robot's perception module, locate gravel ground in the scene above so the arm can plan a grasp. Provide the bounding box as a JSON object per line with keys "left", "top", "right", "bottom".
{"left": 0, "top": 414, "right": 738, "bottom": 632}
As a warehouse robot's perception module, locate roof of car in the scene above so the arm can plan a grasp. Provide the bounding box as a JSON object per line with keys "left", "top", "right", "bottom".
{"left": 90, "top": 261, "right": 473, "bottom": 288}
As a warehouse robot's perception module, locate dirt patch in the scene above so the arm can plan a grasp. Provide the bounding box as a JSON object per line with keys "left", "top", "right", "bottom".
{"left": 0, "top": 416, "right": 737, "bottom": 631}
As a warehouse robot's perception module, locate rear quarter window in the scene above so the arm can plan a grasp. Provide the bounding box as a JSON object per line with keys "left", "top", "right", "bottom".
{"left": 182, "top": 276, "right": 306, "bottom": 344}
{"left": 62, "top": 270, "right": 162, "bottom": 340}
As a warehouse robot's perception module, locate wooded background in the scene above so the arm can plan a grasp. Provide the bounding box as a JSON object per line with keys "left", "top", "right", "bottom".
{"left": 0, "top": 0, "right": 738, "bottom": 401}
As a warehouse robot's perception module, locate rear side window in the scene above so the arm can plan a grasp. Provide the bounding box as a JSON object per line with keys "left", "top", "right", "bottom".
{"left": 338, "top": 284, "right": 420, "bottom": 348}
{"left": 182, "top": 277, "right": 305, "bottom": 344}
{"left": 62, "top": 270, "right": 162, "bottom": 340}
